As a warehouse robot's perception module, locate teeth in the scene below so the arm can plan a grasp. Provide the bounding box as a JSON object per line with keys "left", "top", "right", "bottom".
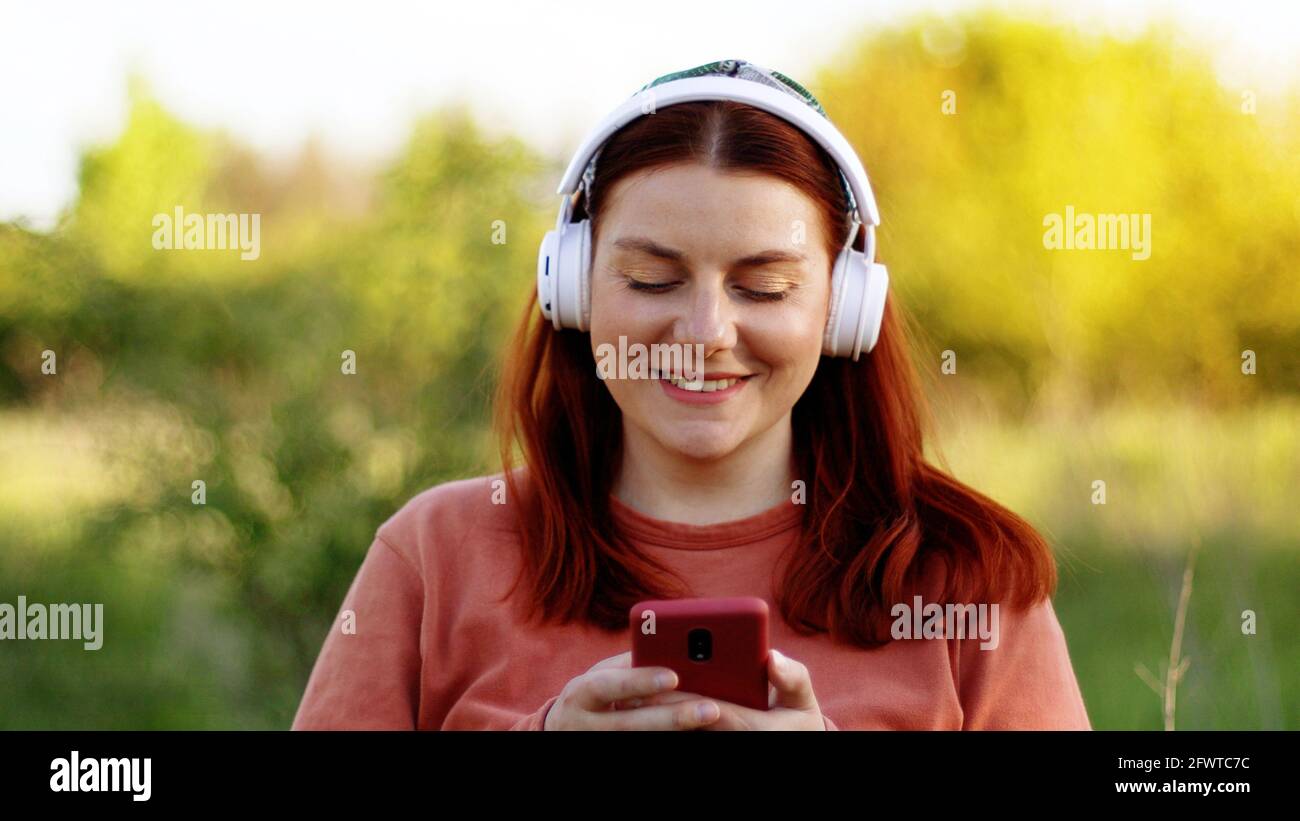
{"left": 666, "top": 376, "right": 740, "bottom": 392}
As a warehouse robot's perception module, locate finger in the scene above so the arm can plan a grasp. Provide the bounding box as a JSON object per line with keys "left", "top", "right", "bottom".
{"left": 696, "top": 700, "right": 768, "bottom": 731}
{"left": 694, "top": 696, "right": 826, "bottom": 731}
{"left": 632, "top": 690, "right": 765, "bottom": 731}
{"left": 577, "top": 666, "right": 678, "bottom": 711}
{"left": 611, "top": 690, "right": 696, "bottom": 711}
{"left": 587, "top": 651, "right": 633, "bottom": 671}
{"left": 598, "top": 699, "right": 721, "bottom": 731}
{"left": 767, "top": 649, "right": 817, "bottom": 710}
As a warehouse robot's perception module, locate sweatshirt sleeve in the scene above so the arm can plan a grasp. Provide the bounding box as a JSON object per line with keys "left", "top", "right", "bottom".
{"left": 292, "top": 535, "right": 425, "bottom": 729}
{"left": 822, "top": 714, "right": 839, "bottom": 730}
{"left": 956, "top": 597, "right": 1092, "bottom": 730}
{"left": 509, "top": 695, "right": 561, "bottom": 731}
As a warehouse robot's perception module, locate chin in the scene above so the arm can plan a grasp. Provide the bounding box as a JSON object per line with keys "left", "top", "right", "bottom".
{"left": 654, "top": 428, "right": 745, "bottom": 462}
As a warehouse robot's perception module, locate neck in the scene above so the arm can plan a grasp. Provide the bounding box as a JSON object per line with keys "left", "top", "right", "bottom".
{"left": 613, "top": 415, "right": 796, "bottom": 525}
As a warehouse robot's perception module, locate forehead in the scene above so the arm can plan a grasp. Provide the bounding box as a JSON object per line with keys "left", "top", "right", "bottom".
{"left": 599, "top": 164, "right": 828, "bottom": 255}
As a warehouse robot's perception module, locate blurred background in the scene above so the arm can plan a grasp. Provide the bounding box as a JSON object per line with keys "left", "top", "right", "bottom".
{"left": 0, "top": 0, "right": 1296, "bottom": 729}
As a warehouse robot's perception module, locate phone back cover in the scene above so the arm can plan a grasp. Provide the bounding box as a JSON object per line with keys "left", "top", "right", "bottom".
{"left": 629, "top": 597, "right": 770, "bottom": 710}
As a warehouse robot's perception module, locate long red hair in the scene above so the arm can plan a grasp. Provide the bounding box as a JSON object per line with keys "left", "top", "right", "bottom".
{"left": 493, "top": 101, "right": 1056, "bottom": 645}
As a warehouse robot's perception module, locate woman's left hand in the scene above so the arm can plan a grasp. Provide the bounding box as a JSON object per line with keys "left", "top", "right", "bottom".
{"left": 611, "top": 648, "right": 827, "bottom": 730}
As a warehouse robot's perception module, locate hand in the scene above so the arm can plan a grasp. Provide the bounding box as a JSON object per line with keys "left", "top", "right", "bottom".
{"left": 609, "top": 649, "right": 828, "bottom": 730}
{"left": 543, "top": 651, "right": 723, "bottom": 730}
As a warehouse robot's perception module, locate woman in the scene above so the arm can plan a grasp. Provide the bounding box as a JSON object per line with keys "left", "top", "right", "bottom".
{"left": 292, "top": 60, "right": 1091, "bottom": 731}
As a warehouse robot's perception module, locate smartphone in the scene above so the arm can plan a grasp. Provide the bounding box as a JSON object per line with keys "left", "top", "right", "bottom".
{"left": 629, "top": 596, "right": 770, "bottom": 711}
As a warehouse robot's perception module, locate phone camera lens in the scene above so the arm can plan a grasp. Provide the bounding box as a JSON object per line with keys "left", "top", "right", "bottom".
{"left": 687, "top": 628, "right": 712, "bottom": 662}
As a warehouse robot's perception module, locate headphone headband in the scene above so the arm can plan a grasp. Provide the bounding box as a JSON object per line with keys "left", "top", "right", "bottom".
{"left": 554, "top": 74, "right": 881, "bottom": 229}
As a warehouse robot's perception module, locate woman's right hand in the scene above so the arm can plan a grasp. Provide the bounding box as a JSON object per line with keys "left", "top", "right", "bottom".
{"left": 542, "top": 651, "right": 721, "bottom": 730}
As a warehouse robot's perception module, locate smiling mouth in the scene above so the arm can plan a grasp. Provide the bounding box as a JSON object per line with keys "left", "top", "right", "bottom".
{"left": 653, "top": 373, "right": 755, "bottom": 393}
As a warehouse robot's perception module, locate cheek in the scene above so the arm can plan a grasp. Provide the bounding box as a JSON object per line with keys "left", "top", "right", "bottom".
{"left": 590, "top": 300, "right": 652, "bottom": 372}
{"left": 749, "top": 292, "right": 828, "bottom": 364}
{"left": 588, "top": 275, "right": 659, "bottom": 336}
{"left": 743, "top": 301, "right": 827, "bottom": 411}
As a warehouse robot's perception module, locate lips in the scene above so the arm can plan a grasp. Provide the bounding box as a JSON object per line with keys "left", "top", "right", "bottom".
{"left": 649, "top": 369, "right": 753, "bottom": 382}
{"left": 657, "top": 373, "right": 754, "bottom": 404}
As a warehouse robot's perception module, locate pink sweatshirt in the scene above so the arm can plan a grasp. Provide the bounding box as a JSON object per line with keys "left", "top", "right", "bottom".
{"left": 292, "top": 474, "right": 1092, "bottom": 730}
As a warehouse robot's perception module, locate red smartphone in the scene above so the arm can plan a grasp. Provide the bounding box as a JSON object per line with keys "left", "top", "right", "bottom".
{"left": 629, "top": 596, "right": 770, "bottom": 711}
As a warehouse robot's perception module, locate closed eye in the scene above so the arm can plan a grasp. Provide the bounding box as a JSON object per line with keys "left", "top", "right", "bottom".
{"left": 626, "top": 280, "right": 676, "bottom": 293}
{"left": 743, "top": 288, "right": 790, "bottom": 302}
{"left": 625, "top": 279, "right": 790, "bottom": 302}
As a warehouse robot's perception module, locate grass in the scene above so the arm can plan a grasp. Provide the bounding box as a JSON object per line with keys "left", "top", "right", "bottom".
{"left": 0, "top": 398, "right": 1295, "bottom": 728}
{"left": 1054, "top": 540, "right": 1297, "bottom": 729}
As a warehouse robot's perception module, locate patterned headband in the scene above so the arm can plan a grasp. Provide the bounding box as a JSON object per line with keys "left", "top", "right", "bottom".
{"left": 580, "top": 59, "right": 859, "bottom": 217}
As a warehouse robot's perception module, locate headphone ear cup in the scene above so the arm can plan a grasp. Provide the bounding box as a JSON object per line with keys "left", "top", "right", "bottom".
{"left": 823, "top": 249, "right": 889, "bottom": 359}
{"left": 578, "top": 219, "right": 592, "bottom": 331}
{"left": 858, "top": 261, "right": 889, "bottom": 357}
{"left": 538, "top": 218, "right": 592, "bottom": 331}
{"left": 823, "top": 246, "right": 857, "bottom": 358}
{"left": 537, "top": 229, "right": 559, "bottom": 326}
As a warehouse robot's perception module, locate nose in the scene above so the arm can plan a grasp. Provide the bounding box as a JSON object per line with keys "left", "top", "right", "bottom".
{"left": 671, "top": 277, "right": 738, "bottom": 359}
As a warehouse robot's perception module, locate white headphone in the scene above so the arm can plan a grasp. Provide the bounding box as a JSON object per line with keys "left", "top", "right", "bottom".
{"left": 537, "top": 68, "right": 889, "bottom": 360}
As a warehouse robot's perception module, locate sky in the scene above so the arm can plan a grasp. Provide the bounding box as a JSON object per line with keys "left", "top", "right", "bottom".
{"left": 1, "top": 0, "right": 1297, "bottom": 227}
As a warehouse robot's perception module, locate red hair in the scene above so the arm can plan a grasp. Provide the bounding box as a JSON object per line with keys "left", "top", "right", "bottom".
{"left": 493, "top": 101, "right": 1056, "bottom": 645}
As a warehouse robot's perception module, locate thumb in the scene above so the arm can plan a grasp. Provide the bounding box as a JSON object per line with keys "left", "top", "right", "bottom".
{"left": 767, "top": 649, "right": 816, "bottom": 710}
{"left": 588, "top": 651, "right": 632, "bottom": 671}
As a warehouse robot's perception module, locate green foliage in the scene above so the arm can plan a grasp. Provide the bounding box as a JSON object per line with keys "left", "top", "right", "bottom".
{"left": 69, "top": 76, "right": 215, "bottom": 280}
{"left": 0, "top": 83, "right": 546, "bottom": 728}
{"left": 818, "top": 11, "right": 1300, "bottom": 409}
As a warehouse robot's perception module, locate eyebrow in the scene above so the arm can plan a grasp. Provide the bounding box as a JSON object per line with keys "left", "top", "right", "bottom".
{"left": 612, "top": 236, "right": 807, "bottom": 267}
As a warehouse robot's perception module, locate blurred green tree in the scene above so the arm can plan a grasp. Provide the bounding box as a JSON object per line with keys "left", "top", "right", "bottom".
{"left": 817, "top": 11, "right": 1300, "bottom": 412}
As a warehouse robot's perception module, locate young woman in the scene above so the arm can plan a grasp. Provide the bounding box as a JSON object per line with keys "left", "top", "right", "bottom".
{"left": 292, "top": 60, "right": 1091, "bottom": 731}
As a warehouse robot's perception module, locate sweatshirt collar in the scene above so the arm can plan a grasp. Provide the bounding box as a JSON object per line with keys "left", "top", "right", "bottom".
{"left": 609, "top": 493, "right": 804, "bottom": 550}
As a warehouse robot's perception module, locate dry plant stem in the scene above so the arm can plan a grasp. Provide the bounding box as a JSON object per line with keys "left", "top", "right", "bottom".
{"left": 1135, "top": 531, "right": 1199, "bottom": 730}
